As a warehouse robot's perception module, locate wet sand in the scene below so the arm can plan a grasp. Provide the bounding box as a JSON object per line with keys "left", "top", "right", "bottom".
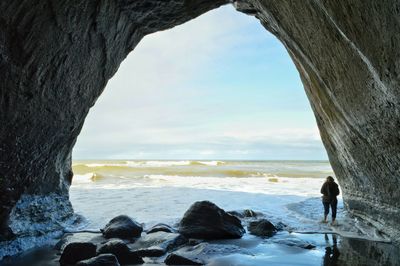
{"left": 2, "top": 231, "right": 399, "bottom": 266}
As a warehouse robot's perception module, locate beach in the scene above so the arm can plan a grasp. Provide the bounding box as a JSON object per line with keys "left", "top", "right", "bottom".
{"left": 1, "top": 160, "right": 399, "bottom": 265}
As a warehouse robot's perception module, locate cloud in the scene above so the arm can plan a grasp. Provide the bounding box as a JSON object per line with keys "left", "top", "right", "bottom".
{"left": 73, "top": 5, "right": 327, "bottom": 160}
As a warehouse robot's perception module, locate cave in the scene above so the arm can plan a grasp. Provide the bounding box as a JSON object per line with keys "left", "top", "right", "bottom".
{"left": 1, "top": 0, "right": 400, "bottom": 248}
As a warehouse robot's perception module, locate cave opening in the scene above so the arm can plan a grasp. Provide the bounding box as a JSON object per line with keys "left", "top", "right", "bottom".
{"left": 70, "top": 5, "right": 332, "bottom": 229}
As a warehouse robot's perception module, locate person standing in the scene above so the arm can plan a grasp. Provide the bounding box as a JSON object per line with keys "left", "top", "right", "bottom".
{"left": 320, "top": 176, "right": 340, "bottom": 225}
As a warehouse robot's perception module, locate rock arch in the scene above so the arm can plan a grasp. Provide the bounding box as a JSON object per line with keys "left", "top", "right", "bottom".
{"left": 1, "top": 0, "right": 399, "bottom": 241}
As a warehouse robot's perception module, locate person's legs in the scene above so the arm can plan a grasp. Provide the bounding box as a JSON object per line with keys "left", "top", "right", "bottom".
{"left": 331, "top": 199, "right": 338, "bottom": 224}
{"left": 323, "top": 201, "right": 330, "bottom": 222}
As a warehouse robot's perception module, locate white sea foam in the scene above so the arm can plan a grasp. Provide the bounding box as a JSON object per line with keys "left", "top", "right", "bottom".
{"left": 195, "top": 161, "right": 224, "bottom": 166}
{"left": 73, "top": 173, "right": 96, "bottom": 183}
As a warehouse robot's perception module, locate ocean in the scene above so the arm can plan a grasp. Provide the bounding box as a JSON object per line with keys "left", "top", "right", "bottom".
{"left": 70, "top": 160, "right": 335, "bottom": 229}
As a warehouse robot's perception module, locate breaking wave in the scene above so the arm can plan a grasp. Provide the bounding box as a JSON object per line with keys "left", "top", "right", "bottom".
{"left": 72, "top": 160, "right": 333, "bottom": 180}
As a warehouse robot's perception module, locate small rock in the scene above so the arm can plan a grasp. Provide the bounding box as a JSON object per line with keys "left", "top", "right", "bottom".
{"left": 179, "top": 201, "right": 245, "bottom": 239}
{"left": 97, "top": 239, "right": 143, "bottom": 264}
{"left": 147, "top": 223, "right": 176, "bottom": 234}
{"left": 248, "top": 219, "right": 277, "bottom": 237}
{"left": 227, "top": 209, "right": 261, "bottom": 219}
{"left": 226, "top": 211, "right": 243, "bottom": 218}
{"left": 243, "top": 209, "right": 259, "bottom": 218}
{"left": 275, "top": 221, "right": 288, "bottom": 231}
{"left": 60, "top": 242, "right": 97, "bottom": 266}
{"left": 164, "top": 253, "right": 203, "bottom": 265}
{"left": 76, "top": 254, "right": 120, "bottom": 266}
{"left": 101, "top": 215, "right": 143, "bottom": 239}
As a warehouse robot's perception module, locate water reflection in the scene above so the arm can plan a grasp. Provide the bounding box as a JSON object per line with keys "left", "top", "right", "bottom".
{"left": 2, "top": 232, "right": 400, "bottom": 265}
{"left": 323, "top": 234, "right": 340, "bottom": 265}
{"left": 325, "top": 235, "right": 400, "bottom": 266}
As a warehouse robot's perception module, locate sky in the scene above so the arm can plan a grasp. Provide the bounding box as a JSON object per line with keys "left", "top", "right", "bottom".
{"left": 73, "top": 5, "right": 328, "bottom": 160}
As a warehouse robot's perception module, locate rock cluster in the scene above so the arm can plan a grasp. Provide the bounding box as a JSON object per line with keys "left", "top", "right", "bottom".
{"left": 58, "top": 202, "right": 302, "bottom": 265}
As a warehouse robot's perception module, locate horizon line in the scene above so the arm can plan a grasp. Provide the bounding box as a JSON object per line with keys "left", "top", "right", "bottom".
{"left": 72, "top": 158, "right": 330, "bottom": 162}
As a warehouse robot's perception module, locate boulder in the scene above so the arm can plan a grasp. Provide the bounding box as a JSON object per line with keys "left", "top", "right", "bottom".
{"left": 101, "top": 215, "right": 142, "bottom": 239}
{"left": 248, "top": 219, "right": 277, "bottom": 237}
{"left": 76, "top": 254, "right": 120, "bottom": 266}
{"left": 179, "top": 201, "right": 245, "bottom": 239}
{"left": 56, "top": 232, "right": 106, "bottom": 251}
{"left": 59, "top": 242, "right": 97, "bottom": 266}
{"left": 147, "top": 223, "right": 176, "bottom": 234}
{"left": 164, "top": 253, "right": 203, "bottom": 265}
{"left": 97, "top": 239, "right": 143, "bottom": 264}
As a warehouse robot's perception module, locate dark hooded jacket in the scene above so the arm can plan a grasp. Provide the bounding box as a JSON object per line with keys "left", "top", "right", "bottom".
{"left": 320, "top": 181, "right": 340, "bottom": 203}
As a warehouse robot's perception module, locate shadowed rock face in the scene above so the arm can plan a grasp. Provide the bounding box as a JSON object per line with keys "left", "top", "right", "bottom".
{"left": 0, "top": 0, "right": 399, "bottom": 242}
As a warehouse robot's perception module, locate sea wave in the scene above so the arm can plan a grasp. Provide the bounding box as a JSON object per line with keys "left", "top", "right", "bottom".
{"left": 75, "top": 160, "right": 224, "bottom": 168}
{"left": 71, "top": 160, "right": 333, "bottom": 179}
{"left": 72, "top": 168, "right": 274, "bottom": 179}
{"left": 72, "top": 172, "right": 103, "bottom": 183}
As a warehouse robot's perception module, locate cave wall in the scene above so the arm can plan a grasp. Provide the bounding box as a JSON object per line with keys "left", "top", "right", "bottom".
{"left": 0, "top": 0, "right": 399, "bottom": 241}
{"left": 0, "top": 0, "right": 229, "bottom": 239}
{"left": 243, "top": 0, "right": 400, "bottom": 238}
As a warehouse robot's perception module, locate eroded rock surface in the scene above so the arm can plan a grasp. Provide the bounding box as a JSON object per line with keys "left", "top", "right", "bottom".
{"left": 0, "top": 0, "right": 400, "bottom": 248}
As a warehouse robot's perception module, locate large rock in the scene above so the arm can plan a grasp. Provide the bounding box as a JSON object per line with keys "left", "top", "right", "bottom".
{"left": 1, "top": 0, "right": 400, "bottom": 248}
{"left": 179, "top": 201, "right": 245, "bottom": 239}
{"left": 59, "top": 242, "right": 97, "bottom": 266}
{"left": 101, "top": 215, "right": 143, "bottom": 239}
{"left": 97, "top": 239, "right": 144, "bottom": 265}
{"left": 76, "top": 254, "right": 120, "bottom": 266}
{"left": 248, "top": 219, "right": 277, "bottom": 237}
